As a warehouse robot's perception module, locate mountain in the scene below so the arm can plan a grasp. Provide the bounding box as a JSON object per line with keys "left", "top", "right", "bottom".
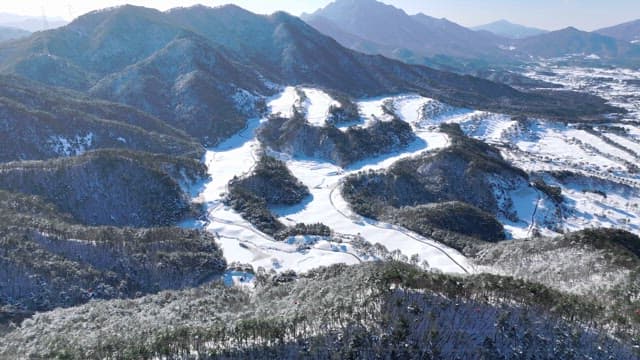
{"left": 0, "top": 6, "right": 270, "bottom": 145}
{"left": 476, "top": 228, "right": 640, "bottom": 298}
{"left": 597, "top": 19, "right": 640, "bottom": 43}
{"left": 0, "top": 13, "right": 67, "bottom": 32}
{"left": 473, "top": 19, "right": 547, "bottom": 39}
{"left": 0, "top": 3, "right": 619, "bottom": 141}
{"left": 0, "top": 26, "right": 30, "bottom": 42}
{"left": 303, "top": 0, "right": 508, "bottom": 61}
{"left": 0, "top": 189, "right": 225, "bottom": 313}
{"left": 517, "top": 26, "right": 640, "bottom": 59}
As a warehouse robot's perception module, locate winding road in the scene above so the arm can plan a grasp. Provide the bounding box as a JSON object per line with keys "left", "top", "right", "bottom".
{"left": 328, "top": 181, "right": 471, "bottom": 274}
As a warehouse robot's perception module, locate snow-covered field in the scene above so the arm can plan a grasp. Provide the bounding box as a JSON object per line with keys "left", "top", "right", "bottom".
{"left": 188, "top": 71, "right": 640, "bottom": 277}
{"left": 526, "top": 65, "right": 640, "bottom": 122}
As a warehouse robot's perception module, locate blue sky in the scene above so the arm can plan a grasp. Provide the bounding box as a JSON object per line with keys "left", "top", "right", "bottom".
{"left": 2, "top": 0, "right": 639, "bottom": 31}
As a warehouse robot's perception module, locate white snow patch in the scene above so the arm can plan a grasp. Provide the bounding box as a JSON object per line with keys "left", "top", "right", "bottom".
{"left": 48, "top": 133, "right": 94, "bottom": 156}
{"left": 602, "top": 132, "right": 640, "bottom": 155}
{"left": 268, "top": 86, "right": 299, "bottom": 118}
{"left": 299, "top": 88, "right": 339, "bottom": 126}
{"left": 357, "top": 96, "right": 395, "bottom": 125}
{"left": 566, "top": 129, "right": 637, "bottom": 163}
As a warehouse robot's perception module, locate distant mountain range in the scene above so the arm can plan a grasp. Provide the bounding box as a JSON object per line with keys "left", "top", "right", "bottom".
{"left": 304, "top": 0, "right": 640, "bottom": 68}
{"left": 517, "top": 26, "right": 640, "bottom": 59}
{"left": 473, "top": 19, "right": 548, "bottom": 39}
{"left": 0, "top": 12, "right": 67, "bottom": 32}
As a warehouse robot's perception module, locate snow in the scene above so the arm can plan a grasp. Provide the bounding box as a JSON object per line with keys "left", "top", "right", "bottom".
{"left": 602, "top": 132, "right": 640, "bottom": 155}
{"left": 48, "top": 133, "right": 94, "bottom": 156}
{"left": 566, "top": 128, "right": 637, "bottom": 163}
{"left": 525, "top": 65, "right": 640, "bottom": 122}
{"left": 457, "top": 112, "right": 517, "bottom": 144}
{"left": 500, "top": 182, "right": 556, "bottom": 239}
{"left": 272, "top": 148, "right": 470, "bottom": 274}
{"left": 514, "top": 123, "right": 622, "bottom": 171}
{"left": 223, "top": 271, "right": 255, "bottom": 287}
{"left": 268, "top": 86, "right": 299, "bottom": 118}
{"left": 357, "top": 96, "right": 395, "bottom": 125}
{"left": 300, "top": 88, "right": 339, "bottom": 126}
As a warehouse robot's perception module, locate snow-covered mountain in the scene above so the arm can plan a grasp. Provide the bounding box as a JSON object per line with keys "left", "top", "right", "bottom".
{"left": 0, "top": 3, "right": 639, "bottom": 358}
{"left": 0, "top": 4, "right": 616, "bottom": 146}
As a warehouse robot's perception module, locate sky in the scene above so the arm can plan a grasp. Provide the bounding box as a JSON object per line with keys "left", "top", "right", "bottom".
{"left": 1, "top": 0, "right": 639, "bottom": 31}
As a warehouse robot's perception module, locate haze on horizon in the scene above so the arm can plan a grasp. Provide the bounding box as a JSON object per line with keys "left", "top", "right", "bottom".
{"left": 1, "top": 0, "right": 639, "bottom": 31}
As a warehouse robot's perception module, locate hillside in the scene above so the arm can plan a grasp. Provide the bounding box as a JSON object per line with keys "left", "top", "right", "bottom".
{"left": 0, "top": 26, "right": 29, "bottom": 42}
{"left": 597, "top": 19, "right": 640, "bottom": 43}
{"left": 475, "top": 228, "right": 640, "bottom": 337}
{"left": 343, "top": 124, "right": 537, "bottom": 219}
{"left": 0, "top": 75, "right": 204, "bottom": 162}
{"left": 0, "top": 262, "right": 636, "bottom": 359}
{"left": 0, "top": 190, "right": 225, "bottom": 316}
{"left": 477, "top": 228, "right": 640, "bottom": 295}
{"left": 89, "top": 32, "right": 269, "bottom": 145}
{"left": 0, "top": 3, "right": 639, "bottom": 358}
{"left": 0, "top": 150, "right": 206, "bottom": 227}
{"left": 258, "top": 108, "right": 416, "bottom": 166}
